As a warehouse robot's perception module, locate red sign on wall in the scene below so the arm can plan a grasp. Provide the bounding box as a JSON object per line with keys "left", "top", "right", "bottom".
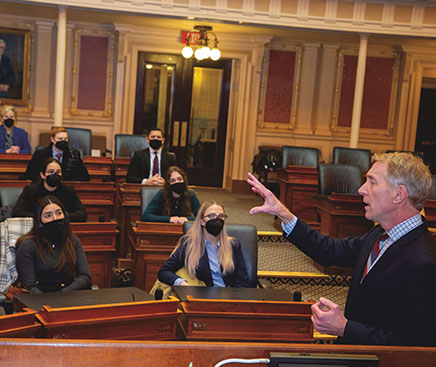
{"left": 181, "top": 31, "right": 201, "bottom": 45}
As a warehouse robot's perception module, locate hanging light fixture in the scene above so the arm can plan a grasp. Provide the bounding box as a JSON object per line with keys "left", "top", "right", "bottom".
{"left": 181, "top": 25, "right": 221, "bottom": 61}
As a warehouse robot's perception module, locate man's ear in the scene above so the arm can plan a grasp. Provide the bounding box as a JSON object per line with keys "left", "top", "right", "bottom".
{"left": 162, "top": 137, "right": 165, "bottom": 144}
{"left": 393, "top": 184, "right": 408, "bottom": 204}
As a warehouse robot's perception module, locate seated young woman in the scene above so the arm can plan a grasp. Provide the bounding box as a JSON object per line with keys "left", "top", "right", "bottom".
{"left": 158, "top": 200, "right": 249, "bottom": 287}
{"left": 12, "top": 157, "right": 87, "bottom": 222}
{"left": 16, "top": 195, "right": 92, "bottom": 294}
{"left": 141, "top": 166, "right": 201, "bottom": 223}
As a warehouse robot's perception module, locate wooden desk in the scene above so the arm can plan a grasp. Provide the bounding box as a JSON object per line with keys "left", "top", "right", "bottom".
{"left": 71, "top": 222, "right": 118, "bottom": 288}
{"left": 316, "top": 193, "right": 373, "bottom": 238}
{"left": 15, "top": 288, "right": 180, "bottom": 341}
{"left": 277, "top": 166, "right": 320, "bottom": 231}
{"left": 0, "top": 153, "right": 32, "bottom": 180}
{"left": 128, "top": 221, "right": 183, "bottom": 291}
{"left": 1, "top": 339, "right": 435, "bottom": 367}
{"left": 178, "top": 295, "right": 313, "bottom": 342}
{"left": 72, "top": 181, "right": 116, "bottom": 222}
{"left": 83, "top": 156, "right": 113, "bottom": 182}
{"left": 0, "top": 308, "right": 41, "bottom": 338}
{"left": 118, "top": 182, "right": 143, "bottom": 257}
{"left": 315, "top": 193, "right": 374, "bottom": 275}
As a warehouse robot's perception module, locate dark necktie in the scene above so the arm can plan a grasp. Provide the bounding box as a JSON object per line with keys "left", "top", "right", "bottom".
{"left": 56, "top": 152, "right": 61, "bottom": 163}
{"left": 152, "top": 152, "right": 159, "bottom": 176}
{"left": 363, "top": 233, "right": 389, "bottom": 277}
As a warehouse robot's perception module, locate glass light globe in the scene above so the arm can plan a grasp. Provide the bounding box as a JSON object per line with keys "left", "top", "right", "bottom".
{"left": 210, "top": 48, "right": 221, "bottom": 61}
{"left": 194, "top": 47, "right": 204, "bottom": 60}
{"left": 182, "top": 45, "right": 193, "bottom": 59}
{"left": 202, "top": 46, "right": 211, "bottom": 59}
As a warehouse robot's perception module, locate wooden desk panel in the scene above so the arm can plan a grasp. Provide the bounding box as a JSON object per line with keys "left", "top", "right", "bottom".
{"left": 83, "top": 156, "right": 112, "bottom": 182}
{"left": 129, "top": 221, "right": 183, "bottom": 291}
{"left": 0, "top": 153, "right": 32, "bottom": 180}
{"left": 113, "top": 157, "right": 130, "bottom": 184}
{"left": 179, "top": 297, "right": 313, "bottom": 342}
{"left": 119, "top": 182, "right": 143, "bottom": 257}
{"left": 0, "top": 308, "right": 41, "bottom": 338}
{"left": 1, "top": 339, "right": 436, "bottom": 367}
{"left": 35, "top": 299, "right": 180, "bottom": 341}
{"left": 71, "top": 222, "right": 118, "bottom": 288}
{"left": 72, "top": 181, "right": 116, "bottom": 222}
{"left": 277, "top": 166, "right": 320, "bottom": 231}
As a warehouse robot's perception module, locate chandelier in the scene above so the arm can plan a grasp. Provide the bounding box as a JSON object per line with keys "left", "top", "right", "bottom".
{"left": 181, "top": 25, "right": 221, "bottom": 61}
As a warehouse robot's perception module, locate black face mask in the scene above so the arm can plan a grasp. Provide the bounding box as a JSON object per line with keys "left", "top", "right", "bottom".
{"left": 55, "top": 140, "right": 69, "bottom": 151}
{"left": 3, "top": 118, "right": 14, "bottom": 128}
{"left": 149, "top": 139, "right": 162, "bottom": 150}
{"left": 45, "top": 173, "right": 62, "bottom": 188}
{"left": 205, "top": 218, "right": 225, "bottom": 237}
{"left": 42, "top": 218, "right": 65, "bottom": 244}
{"left": 170, "top": 182, "right": 186, "bottom": 195}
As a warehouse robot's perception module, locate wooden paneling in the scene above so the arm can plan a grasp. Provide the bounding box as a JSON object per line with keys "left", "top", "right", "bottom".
{"left": 0, "top": 339, "right": 435, "bottom": 367}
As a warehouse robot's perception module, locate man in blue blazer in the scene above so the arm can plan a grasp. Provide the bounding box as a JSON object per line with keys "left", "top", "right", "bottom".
{"left": 248, "top": 152, "right": 436, "bottom": 346}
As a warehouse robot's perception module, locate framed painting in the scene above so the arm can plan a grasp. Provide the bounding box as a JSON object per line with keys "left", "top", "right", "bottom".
{"left": 0, "top": 27, "right": 31, "bottom": 106}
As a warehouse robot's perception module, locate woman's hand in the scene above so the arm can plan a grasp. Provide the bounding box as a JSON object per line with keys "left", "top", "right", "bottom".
{"left": 170, "top": 216, "right": 188, "bottom": 224}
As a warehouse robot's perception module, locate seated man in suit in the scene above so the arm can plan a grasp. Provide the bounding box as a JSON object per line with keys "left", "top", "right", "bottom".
{"left": 24, "top": 126, "right": 90, "bottom": 182}
{"left": 126, "top": 128, "right": 176, "bottom": 185}
{"left": 248, "top": 152, "right": 436, "bottom": 346}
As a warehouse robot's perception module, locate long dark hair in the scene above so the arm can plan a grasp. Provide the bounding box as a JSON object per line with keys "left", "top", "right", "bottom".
{"left": 16, "top": 195, "right": 77, "bottom": 275}
{"left": 162, "top": 166, "right": 192, "bottom": 217}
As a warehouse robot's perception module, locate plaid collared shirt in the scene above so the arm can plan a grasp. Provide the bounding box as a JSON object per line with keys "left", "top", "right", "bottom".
{"left": 0, "top": 217, "right": 33, "bottom": 292}
{"left": 365, "top": 213, "right": 423, "bottom": 274}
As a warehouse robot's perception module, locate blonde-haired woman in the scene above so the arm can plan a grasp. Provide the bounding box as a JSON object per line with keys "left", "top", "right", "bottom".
{"left": 0, "top": 104, "right": 31, "bottom": 154}
{"left": 158, "top": 200, "right": 249, "bottom": 287}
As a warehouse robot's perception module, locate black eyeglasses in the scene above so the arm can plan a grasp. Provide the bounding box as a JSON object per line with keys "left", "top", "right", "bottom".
{"left": 203, "top": 213, "right": 228, "bottom": 221}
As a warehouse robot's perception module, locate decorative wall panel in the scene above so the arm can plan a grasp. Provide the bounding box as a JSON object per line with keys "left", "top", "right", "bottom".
{"left": 71, "top": 29, "right": 115, "bottom": 117}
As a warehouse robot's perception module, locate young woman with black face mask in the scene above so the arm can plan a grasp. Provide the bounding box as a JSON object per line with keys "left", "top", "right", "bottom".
{"left": 0, "top": 104, "right": 31, "bottom": 154}
{"left": 15, "top": 195, "right": 92, "bottom": 294}
{"left": 12, "top": 157, "right": 87, "bottom": 222}
{"left": 158, "top": 200, "right": 249, "bottom": 288}
{"left": 141, "top": 166, "right": 201, "bottom": 223}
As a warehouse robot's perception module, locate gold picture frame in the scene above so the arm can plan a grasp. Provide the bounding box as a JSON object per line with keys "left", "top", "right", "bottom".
{"left": 0, "top": 27, "right": 31, "bottom": 106}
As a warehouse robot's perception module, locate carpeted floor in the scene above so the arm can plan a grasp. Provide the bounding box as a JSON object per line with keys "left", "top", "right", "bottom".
{"left": 195, "top": 187, "right": 350, "bottom": 311}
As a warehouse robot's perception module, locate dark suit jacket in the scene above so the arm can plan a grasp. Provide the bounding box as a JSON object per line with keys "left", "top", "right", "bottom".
{"left": 126, "top": 148, "right": 176, "bottom": 183}
{"left": 24, "top": 144, "right": 90, "bottom": 182}
{"left": 158, "top": 236, "right": 249, "bottom": 288}
{"left": 287, "top": 219, "right": 436, "bottom": 346}
{"left": 0, "top": 125, "right": 31, "bottom": 153}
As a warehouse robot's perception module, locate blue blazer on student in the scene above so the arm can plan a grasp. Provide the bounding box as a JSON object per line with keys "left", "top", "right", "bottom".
{"left": 0, "top": 125, "right": 31, "bottom": 153}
